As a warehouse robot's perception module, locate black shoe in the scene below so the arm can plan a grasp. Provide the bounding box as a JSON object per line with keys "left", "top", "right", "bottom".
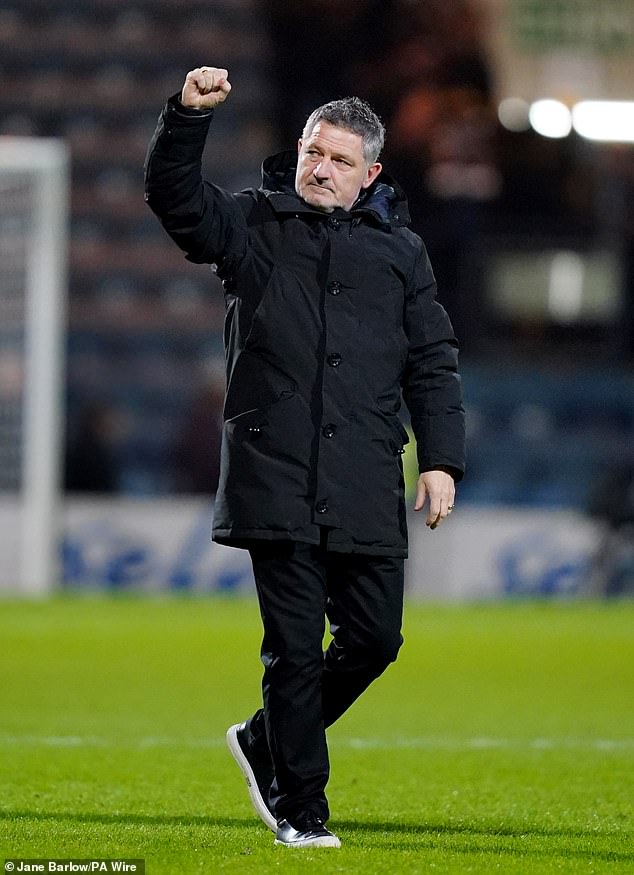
{"left": 226, "top": 722, "right": 276, "bottom": 831}
{"left": 275, "top": 812, "right": 341, "bottom": 848}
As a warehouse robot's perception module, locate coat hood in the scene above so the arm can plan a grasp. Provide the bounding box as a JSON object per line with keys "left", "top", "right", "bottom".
{"left": 260, "top": 149, "right": 411, "bottom": 229}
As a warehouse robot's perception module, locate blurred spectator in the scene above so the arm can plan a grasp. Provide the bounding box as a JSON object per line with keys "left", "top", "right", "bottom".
{"left": 169, "top": 359, "right": 225, "bottom": 495}
{"left": 596, "top": 145, "right": 634, "bottom": 357}
{"left": 65, "top": 402, "right": 119, "bottom": 493}
{"left": 588, "top": 464, "right": 634, "bottom": 596}
{"left": 381, "top": 1, "right": 498, "bottom": 346}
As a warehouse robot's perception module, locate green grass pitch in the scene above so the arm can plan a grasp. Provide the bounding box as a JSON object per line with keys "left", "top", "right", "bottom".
{"left": 1, "top": 596, "right": 632, "bottom": 874}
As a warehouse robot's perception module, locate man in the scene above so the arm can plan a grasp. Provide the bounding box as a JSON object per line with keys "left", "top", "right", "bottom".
{"left": 145, "top": 67, "right": 465, "bottom": 849}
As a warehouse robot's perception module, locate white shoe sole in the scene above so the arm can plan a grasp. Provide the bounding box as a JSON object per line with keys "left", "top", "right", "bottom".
{"left": 274, "top": 835, "right": 341, "bottom": 849}
{"left": 226, "top": 723, "right": 277, "bottom": 832}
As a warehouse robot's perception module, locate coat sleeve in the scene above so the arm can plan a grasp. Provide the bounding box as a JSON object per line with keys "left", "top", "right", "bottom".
{"left": 401, "top": 243, "right": 466, "bottom": 481}
{"left": 144, "top": 95, "right": 249, "bottom": 267}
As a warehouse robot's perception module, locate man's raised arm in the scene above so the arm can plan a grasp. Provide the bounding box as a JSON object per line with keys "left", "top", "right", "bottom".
{"left": 144, "top": 67, "right": 247, "bottom": 266}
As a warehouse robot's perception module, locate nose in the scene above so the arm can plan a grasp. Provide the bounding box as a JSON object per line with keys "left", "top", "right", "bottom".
{"left": 313, "top": 159, "right": 331, "bottom": 180}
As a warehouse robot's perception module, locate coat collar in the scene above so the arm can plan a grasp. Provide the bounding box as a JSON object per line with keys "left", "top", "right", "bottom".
{"left": 260, "top": 149, "right": 411, "bottom": 229}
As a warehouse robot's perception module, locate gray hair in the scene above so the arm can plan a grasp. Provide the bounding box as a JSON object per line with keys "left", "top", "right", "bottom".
{"left": 302, "top": 97, "right": 385, "bottom": 164}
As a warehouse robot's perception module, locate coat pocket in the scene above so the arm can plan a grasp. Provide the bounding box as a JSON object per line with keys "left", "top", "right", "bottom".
{"left": 222, "top": 390, "right": 310, "bottom": 495}
{"left": 224, "top": 389, "right": 295, "bottom": 428}
{"left": 224, "top": 348, "right": 297, "bottom": 421}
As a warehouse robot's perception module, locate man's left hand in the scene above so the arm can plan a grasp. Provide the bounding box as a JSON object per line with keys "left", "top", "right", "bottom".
{"left": 414, "top": 470, "right": 455, "bottom": 530}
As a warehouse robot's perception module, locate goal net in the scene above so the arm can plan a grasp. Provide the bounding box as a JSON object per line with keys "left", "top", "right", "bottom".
{"left": 0, "top": 138, "right": 69, "bottom": 594}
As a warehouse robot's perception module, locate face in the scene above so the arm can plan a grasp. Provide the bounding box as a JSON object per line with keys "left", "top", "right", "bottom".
{"left": 295, "top": 121, "right": 382, "bottom": 212}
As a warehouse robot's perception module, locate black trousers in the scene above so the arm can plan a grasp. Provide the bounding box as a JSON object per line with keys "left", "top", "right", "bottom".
{"left": 245, "top": 537, "right": 404, "bottom": 823}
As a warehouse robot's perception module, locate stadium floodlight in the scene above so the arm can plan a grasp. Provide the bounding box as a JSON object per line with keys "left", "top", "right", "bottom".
{"left": 0, "top": 137, "right": 69, "bottom": 594}
{"left": 528, "top": 100, "right": 572, "bottom": 139}
{"left": 572, "top": 101, "right": 634, "bottom": 143}
{"left": 498, "top": 97, "right": 531, "bottom": 133}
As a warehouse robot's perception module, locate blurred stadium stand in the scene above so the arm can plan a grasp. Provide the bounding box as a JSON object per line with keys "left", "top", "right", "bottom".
{"left": 0, "top": 0, "right": 273, "bottom": 494}
{"left": 0, "top": 0, "right": 632, "bottom": 512}
{"left": 461, "top": 363, "right": 634, "bottom": 508}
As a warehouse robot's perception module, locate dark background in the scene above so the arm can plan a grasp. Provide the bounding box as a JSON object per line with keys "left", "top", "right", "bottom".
{"left": 1, "top": 0, "right": 632, "bottom": 521}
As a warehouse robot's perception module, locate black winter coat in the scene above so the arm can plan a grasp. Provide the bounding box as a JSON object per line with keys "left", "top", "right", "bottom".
{"left": 145, "top": 96, "right": 466, "bottom": 556}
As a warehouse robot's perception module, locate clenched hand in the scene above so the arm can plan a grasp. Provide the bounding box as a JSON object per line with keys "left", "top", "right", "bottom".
{"left": 181, "top": 66, "right": 232, "bottom": 111}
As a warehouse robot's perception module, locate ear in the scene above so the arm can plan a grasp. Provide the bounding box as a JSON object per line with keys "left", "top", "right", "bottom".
{"left": 361, "top": 162, "right": 382, "bottom": 190}
{"left": 297, "top": 138, "right": 303, "bottom": 154}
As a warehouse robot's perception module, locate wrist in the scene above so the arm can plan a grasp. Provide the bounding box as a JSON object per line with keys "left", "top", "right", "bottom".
{"left": 165, "top": 94, "right": 214, "bottom": 122}
{"left": 177, "top": 95, "right": 214, "bottom": 115}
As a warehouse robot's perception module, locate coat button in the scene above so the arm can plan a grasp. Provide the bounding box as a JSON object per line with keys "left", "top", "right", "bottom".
{"left": 322, "top": 423, "right": 337, "bottom": 438}
{"left": 327, "top": 281, "right": 342, "bottom": 296}
{"left": 328, "top": 217, "right": 340, "bottom": 230}
{"left": 327, "top": 353, "right": 342, "bottom": 368}
{"left": 315, "top": 500, "right": 329, "bottom": 514}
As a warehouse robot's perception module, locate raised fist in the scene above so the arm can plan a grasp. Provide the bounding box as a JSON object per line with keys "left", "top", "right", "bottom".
{"left": 181, "top": 67, "right": 232, "bottom": 111}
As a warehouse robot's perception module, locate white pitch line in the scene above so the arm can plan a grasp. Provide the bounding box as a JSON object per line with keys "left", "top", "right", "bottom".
{"left": 344, "top": 736, "right": 634, "bottom": 751}
{"left": 0, "top": 735, "right": 632, "bottom": 751}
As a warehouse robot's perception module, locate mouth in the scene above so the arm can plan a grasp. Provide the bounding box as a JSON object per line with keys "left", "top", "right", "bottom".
{"left": 309, "top": 184, "right": 334, "bottom": 194}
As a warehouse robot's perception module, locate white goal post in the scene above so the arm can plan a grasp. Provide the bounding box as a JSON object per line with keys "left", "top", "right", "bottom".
{"left": 0, "top": 137, "right": 70, "bottom": 594}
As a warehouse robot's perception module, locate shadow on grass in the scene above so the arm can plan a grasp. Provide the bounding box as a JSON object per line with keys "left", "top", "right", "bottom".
{"left": 335, "top": 818, "right": 626, "bottom": 841}
{"left": 1, "top": 810, "right": 631, "bottom": 864}
{"left": 0, "top": 811, "right": 249, "bottom": 829}
{"left": 335, "top": 819, "right": 633, "bottom": 865}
